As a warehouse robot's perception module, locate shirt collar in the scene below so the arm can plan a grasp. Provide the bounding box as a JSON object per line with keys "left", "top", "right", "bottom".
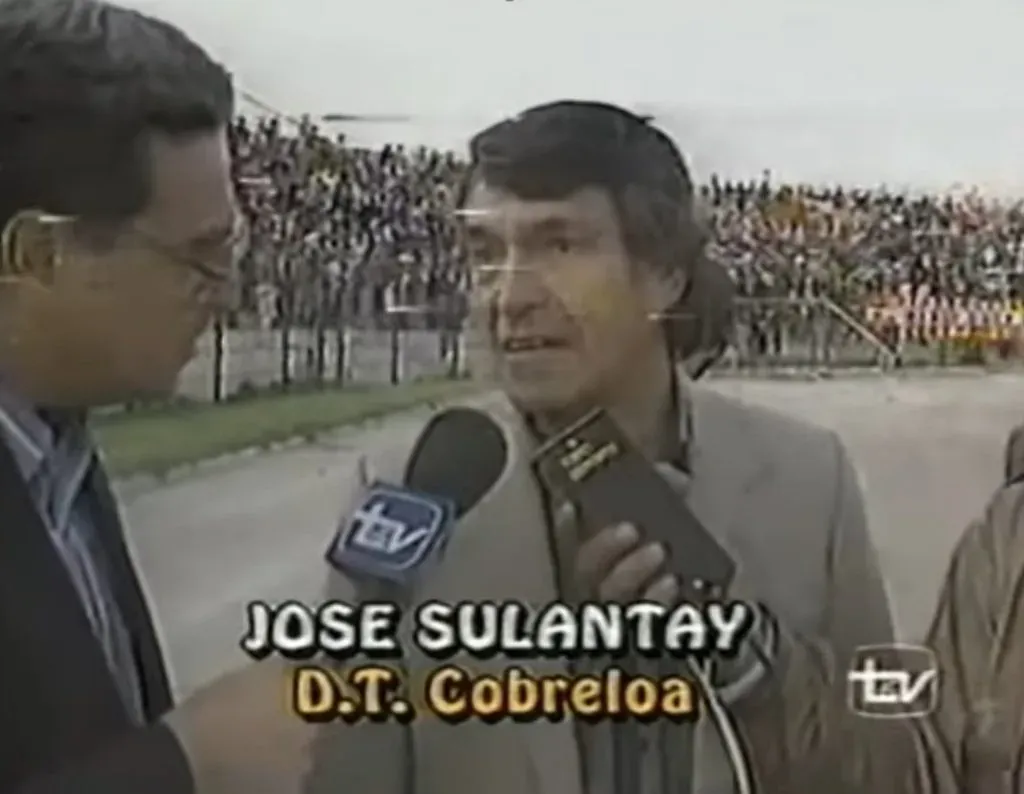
{"left": 522, "top": 365, "right": 691, "bottom": 473}
{"left": 0, "top": 383, "right": 87, "bottom": 482}
{"left": 668, "top": 368, "right": 692, "bottom": 472}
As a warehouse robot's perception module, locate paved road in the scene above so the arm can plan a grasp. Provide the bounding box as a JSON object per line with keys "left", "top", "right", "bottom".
{"left": 118, "top": 373, "right": 1023, "bottom": 698}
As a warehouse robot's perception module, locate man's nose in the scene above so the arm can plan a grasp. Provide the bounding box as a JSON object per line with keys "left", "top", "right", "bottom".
{"left": 198, "top": 269, "right": 240, "bottom": 315}
{"left": 493, "top": 253, "right": 547, "bottom": 319}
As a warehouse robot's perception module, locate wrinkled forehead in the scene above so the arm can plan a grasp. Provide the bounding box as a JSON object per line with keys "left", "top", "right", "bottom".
{"left": 459, "top": 181, "right": 619, "bottom": 239}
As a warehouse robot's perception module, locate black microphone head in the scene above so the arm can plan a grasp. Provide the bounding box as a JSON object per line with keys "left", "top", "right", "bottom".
{"left": 324, "top": 406, "right": 508, "bottom": 587}
{"left": 404, "top": 407, "right": 509, "bottom": 518}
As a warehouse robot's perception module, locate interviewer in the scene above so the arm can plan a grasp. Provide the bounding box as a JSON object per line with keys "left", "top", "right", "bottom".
{"left": 0, "top": 0, "right": 313, "bottom": 791}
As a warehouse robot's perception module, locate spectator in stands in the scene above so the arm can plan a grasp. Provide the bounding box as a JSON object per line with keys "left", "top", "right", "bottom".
{"left": 231, "top": 117, "right": 465, "bottom": 335}
{"left": 225, "top": 115, "right": 1024, "bottom": 371}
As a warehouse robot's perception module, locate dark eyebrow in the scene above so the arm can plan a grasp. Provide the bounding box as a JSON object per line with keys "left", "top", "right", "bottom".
{"left": 463, "top": 221, "right": 494, "bottom": 238}
{"left": 186, "top": 222, "right": 234, "bottom": 249}
{"left": 525, "top": 217, "right": 578, "bottom": 237}
{"left": 463, "top": 214, "right": 586, "bottom": 239}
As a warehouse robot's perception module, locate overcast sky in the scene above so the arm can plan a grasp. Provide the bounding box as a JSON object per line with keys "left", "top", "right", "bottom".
{"left": 128, "top": 0, "right": 1024, "bottom": 189}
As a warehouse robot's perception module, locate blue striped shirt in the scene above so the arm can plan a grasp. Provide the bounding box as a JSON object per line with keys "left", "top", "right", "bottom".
{"left": 0, "top": 388, "right": 143, "bottom": 723}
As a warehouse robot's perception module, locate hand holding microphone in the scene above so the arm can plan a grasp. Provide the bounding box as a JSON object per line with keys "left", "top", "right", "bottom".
{"left": 163, "top": 658, "right": 316, "bottom": 794}
{"left": 534, "top": 409, "right": 777, "bottom": 693}
{"left": 533, "top": 408, "right": 735, "bottom": 604}
{"left": 533, "top": 408, "right": 760, "bottom": 794}
{"left": 574, "top": 522, "right": 680, "bottom": 604}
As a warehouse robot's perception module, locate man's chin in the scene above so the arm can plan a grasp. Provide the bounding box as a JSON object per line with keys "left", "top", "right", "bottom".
{"left": 20, "top": 362, "right": 184, "bottom": 408}
{"left": 500, "top": 377, "right": 581, "bottom": 417}
{"left": 109, "top": 371, "right": 182, "bottom": 406}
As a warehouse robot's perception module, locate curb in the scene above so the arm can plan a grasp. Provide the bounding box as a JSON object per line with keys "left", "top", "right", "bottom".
{"left": 113, "top": 368, "right": 1024, "bottom": 495}
{"left": 111, "top": 398, "right": 450, "bottom": 498}
{"left": 707, "top": 366, "right": 1024, "bottom": 381}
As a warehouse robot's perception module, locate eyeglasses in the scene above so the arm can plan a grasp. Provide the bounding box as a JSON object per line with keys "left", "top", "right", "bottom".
{"left": 130, "top": 211, "right": 251, "bottom": 284}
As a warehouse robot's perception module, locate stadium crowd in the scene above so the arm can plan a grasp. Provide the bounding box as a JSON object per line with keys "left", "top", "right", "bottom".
{"left": 230, "top": 114, "right": 467, "bottom": 333}
{"left": 229, "top": 115, "right": 1024, "bottom": 358}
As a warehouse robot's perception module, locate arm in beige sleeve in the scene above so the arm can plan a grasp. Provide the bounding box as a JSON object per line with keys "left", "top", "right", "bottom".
{"left": 923, "top": 482, "right": 1022, "bottom": 791}
{"left": 820, "top": 434, "right": 896, "bottom": 657}
{"left": 709, "top": 435, "right": 892, "bottom": 705}
{"left": 731, "top": 466, "right": 1024, "bottom": 794}
{"left": 727, "top": 436, "right": 960, "bottom": 793}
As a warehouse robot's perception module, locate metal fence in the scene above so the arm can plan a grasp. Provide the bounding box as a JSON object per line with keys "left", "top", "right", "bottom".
{"left": 169, "top": 294, "right": 1018, "bottom": 405}
{"left": 716, "top": 295, "right": 896, "bottom": 374}
{"left": 173, "top": 321, "right": 465, "bottom": 403}
{"left": 717, "top": 295, "right": 1022, "bottom": 374}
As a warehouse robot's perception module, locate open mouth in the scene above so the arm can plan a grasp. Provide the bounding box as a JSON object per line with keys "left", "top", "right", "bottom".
{"left": 502, "top": 336, "right": 565, "bottom": 353}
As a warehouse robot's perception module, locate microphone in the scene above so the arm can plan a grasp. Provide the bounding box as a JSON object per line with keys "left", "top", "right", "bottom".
{"left": 326, "top": 406, "right": 508, "bottom": 588}
{"left": 321, "top": 407, "right": 509, "bottom": 794}
{"left": 533, "top": 408, "right": 755, "bottom": 794}
{"left": 405, "top": 408, "right": 508, "bottom": 515}
{"left": 532, "top": 408, "right": 734, "bottom": 600}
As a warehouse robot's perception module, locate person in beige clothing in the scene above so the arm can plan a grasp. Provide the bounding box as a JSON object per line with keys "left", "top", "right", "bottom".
{"left": 760, "top": 423, "right": 1024, "bottom": 794}
{"left": 306, "top": 101, "right": 895, "bottom": 794}
{"left": 1004, "top": 423, "right": 1024, "bottom": 483}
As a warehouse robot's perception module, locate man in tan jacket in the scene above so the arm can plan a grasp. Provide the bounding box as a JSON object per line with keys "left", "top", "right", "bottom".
{"left": 728, "top": 418, "right": 1024, "bottom": 794}
{"left": 306, "top": 101, "right": 895, "bottom": 794}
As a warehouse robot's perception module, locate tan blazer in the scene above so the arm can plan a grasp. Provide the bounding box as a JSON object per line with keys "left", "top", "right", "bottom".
{"left": 305, "top": 376, "right": 895, "bottom": 794}
{"left": 770, "top": 477, "right": 1024, "bottom": 794}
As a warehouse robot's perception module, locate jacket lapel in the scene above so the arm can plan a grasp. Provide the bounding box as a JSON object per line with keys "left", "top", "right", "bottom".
{"left": 88, "top": 459, "right": 174, "bottom": 717}
{"left": 685, "top": 383, "right": 773, "bottom": 555}
{"left": 354, "top": 383, "right": 779, "bottom": 794}
{"left": 0, "top": 431, "right": 129, "bottom": 749}
{"left": 401, "top": 393, "right": 584, "bottom": 794}
{"left": 680, "top": 382, "right": 776, "bottom": 793}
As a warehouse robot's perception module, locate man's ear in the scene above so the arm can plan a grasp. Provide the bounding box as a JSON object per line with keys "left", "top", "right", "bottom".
{"left": 640, "top": 264, "right": 688, "bottom": 321}
{"left": 0, "top": 210, "right": 68, "bottom": 286}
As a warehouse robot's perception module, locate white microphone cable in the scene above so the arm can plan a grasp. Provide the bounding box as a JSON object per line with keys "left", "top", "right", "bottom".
{"left": 685, "top": 656, "right": 755, "bottom": 794}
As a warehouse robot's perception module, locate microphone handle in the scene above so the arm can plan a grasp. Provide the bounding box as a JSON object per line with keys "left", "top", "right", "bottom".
{"left": 361, "top": 581, "right": 417, "bottom": 794}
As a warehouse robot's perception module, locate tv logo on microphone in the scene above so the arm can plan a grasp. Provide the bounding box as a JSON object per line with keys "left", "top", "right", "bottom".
{"left": 327, "top": 482, "right": 454, "bottom": 582}
{"left": 847, "top": 644, "right": 939, "bottom": 718}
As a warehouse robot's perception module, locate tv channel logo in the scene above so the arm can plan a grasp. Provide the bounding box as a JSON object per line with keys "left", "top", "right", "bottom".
{"left": 847, "top": 643, "right": 939, "bottom": 719}
{"left": 326, "top": 482, "right": 453, "bottom": 582}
